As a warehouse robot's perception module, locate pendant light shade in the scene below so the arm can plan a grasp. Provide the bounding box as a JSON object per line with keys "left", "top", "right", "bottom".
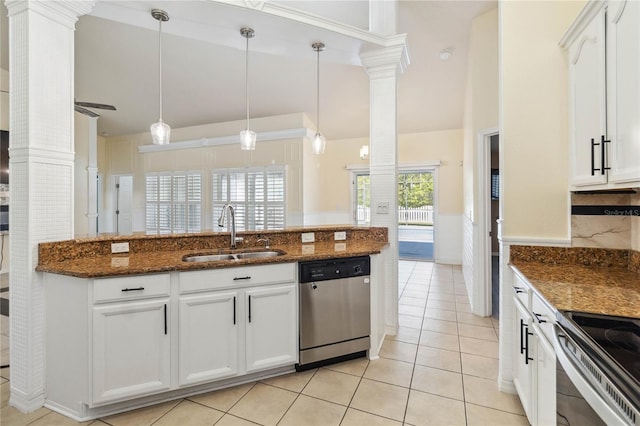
{"left": 150, "top": 9, "right": 170, "bottom": 145}
{"left": 312, "top": 42, "right": 326, "bottom": 155}
{"left": 240, "top": 27, "right": 256, "bottom": 150}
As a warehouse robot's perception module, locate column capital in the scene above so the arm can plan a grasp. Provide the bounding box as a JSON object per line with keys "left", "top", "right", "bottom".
{"left": 360, "top": 43, "right": 410, "bottom": 78}
{"left": 6, "top": 0, "right": 94, "bottom": 28}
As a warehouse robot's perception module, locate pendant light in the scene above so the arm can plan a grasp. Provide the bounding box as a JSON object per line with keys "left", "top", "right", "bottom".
{"left": 312, "top": 42, "right": 326, "bottom": 155}
{"left": 240, "top": 27, "right": 256, "bottom": 150}
{"left": 150, "top": 9, "right": 170, "bottom": 145}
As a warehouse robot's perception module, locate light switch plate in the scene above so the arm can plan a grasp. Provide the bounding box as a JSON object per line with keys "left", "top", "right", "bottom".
{"left": 111, "top": 242, "right": 130, "bottom": 253}
{"left": 301, "top": 232, "right": 315, "bottom": 243}
{"left": 376, "top": 202, "right": 390, "bottom": 214}
{"left": 334, "top": 231, "right": 346, "bottom": 241}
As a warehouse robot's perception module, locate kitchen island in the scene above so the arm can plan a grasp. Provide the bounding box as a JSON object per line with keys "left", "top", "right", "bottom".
{"left": 38, "top": 226, "right": 389, "bottom": 421}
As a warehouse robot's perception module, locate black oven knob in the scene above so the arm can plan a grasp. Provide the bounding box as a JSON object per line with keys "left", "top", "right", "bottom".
{"left": 354, "top": 265, "right": 362, "bottom": 274}
{"left": 335, "top": 269, "right": 340, "bottom": 275}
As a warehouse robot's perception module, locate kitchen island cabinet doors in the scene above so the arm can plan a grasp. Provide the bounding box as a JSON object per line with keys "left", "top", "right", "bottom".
{"left": 92, "top": 298, "right": 171, "bottom": 405}
{"left": 564, "top": 1, "right": 640, "bottom": 190}
{"left": 244, "top": 284, "right": 297, "bottom": 373}
{"left": 178, "top": 291, "right": 240, "bottom": 386}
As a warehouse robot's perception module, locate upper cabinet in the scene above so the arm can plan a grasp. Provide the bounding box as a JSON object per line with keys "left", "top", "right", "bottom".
{"left": 562, "top": 0, "right": 640, "bottom": 190}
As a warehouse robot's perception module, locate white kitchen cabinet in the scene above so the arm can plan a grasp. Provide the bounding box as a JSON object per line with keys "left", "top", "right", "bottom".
{"left": 606, "top": 0, "right": 640, "bottom": 184}
{"left": 178, "top": 291, "right": 239, "bottom": 386}
{"left": 177, "top": 262, "right": 297, "bottom": 382}
{"left": 245, "top": 284, "right": 297, "bottom": 372}
{"left": 511, "top": 269, "right": 557, "bottom": 426}
{"left": 563, "top": 1, "right": 640, "bottom": 190}
{"left": 513, "top": 297, "right": 535, "bottom": 421}
{"left": 92, "top": 298, "right": 171, "bottom": 404}
{"left": 534, "top": 326, "right": 557, "bottom": 426}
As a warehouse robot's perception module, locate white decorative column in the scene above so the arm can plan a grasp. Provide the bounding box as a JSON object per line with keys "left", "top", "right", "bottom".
{"left": 361, "top": 43, "right": 408, "bottom": 336}
{"left": 5, "top": 0, "right": 94, "bottom": 412}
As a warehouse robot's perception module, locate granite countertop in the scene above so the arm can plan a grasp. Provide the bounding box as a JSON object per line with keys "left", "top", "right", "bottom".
{"left": 511, "top": 261, "right": 640, "bottom": 318}
{"left": 36, "top": 240, "right": 388, "bottom": 278}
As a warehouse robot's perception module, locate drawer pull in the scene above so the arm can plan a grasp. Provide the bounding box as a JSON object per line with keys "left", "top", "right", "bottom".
{"left": 164, "top": 304, "right": 167, "bottom": 335}
{"left": 121, "top": 287, "right": 145, "bottom": 292}
{"left": 233, "top": 276, "right": 252, "bottom": 281}
{"left": 533, "top": 312, "right": 547, "bottom": 324}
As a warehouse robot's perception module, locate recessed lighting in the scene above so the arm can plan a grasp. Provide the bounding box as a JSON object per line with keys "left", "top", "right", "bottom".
{"left": 439, "top": 48, "right": 454, "bottom": 61}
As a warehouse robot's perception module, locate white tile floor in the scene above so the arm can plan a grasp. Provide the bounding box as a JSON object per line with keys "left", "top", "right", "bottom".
{"left": 0, "top": 261, "right": 527, "bottom": 425}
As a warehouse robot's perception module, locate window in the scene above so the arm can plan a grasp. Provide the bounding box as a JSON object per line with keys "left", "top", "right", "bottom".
{"left": 146, "top": 172, "right": 202, "bottom": 234}
{"left": 212, "top": 167, "right": 285, "bottom": 231}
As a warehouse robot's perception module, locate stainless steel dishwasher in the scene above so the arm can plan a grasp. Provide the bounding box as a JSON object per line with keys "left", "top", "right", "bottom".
{"left": 297, "top": 256, "right": 370, "bottom": 370}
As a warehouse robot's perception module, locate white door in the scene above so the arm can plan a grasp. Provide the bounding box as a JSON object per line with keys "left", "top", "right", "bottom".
{"left": 607, "top": 0, "right": 640, "bottom": 184}
{"left": 92, "top": 298, "right": 170, "bottom": 404}
{"left": 178, "top": 291, "right": 239, "bottom": 386}
{"left": 115, "top": 175, "right": 133, "bottom": 234}
{"left": 569, "top": 10, "right": 608, "bottom": 186}
{"left": 245, "top": 284, "right": 297, "bottom": 373}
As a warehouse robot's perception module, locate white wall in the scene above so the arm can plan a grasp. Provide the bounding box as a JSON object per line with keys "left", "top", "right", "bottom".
{"left": 461, "top": 8, "right": 498, "bottom": 312}
{"left": 1, "top": 68, "right": 8, "bottom": 272}
{"left": 500, "top": 1, "right": 584, "bottom": 242}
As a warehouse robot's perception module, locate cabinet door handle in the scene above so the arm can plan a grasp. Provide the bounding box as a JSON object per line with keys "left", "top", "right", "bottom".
{"left": 520, "top": 319, "right": 525, "bottom": 354}
{"left": 164, "top": 304, "right": 167, "bottom": 335}
{"left": 525, "top": 328, "right": 534, "bottom": 365}
{"left": 121, "top": 287, "right": 144, "bottom": 292}
{"left": 233, "top": 276, "right": 251, "bottom": 281}
{"left": 591, "top": 137, "right": 600, "bottom": 175}
{"left": 248, "top": 295, "right": 252, "bottom": 323}
{"left": 233, "top": 296, "right": 236, "bottom": 325}
{"left": 533, "top": 312, "right": 547, "bottom": 323}
{"left": 513, "top": 287, "right": 525, "bottom": 294}
{"left": 601, "top": 135, "right": 610, "bottom": 175}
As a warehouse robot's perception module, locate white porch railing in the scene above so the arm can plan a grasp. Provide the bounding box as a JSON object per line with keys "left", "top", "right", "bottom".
{"left": 356, "top": 205, "right": 433, "bottom": 225}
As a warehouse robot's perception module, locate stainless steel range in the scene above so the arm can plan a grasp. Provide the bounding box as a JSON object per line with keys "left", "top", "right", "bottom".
{"left": 555, "top": 311, "right": 640, "bottom": 425}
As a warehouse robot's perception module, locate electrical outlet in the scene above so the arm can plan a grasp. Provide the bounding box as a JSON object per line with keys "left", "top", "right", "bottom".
{"left": 111, "top": 242, "right": 130, "bottom": 254}
{"left": 301, "top": 232, "right": 315, "bottom": 243}
{"left": 334, "top": 231, "right": 346, "bottom": 241}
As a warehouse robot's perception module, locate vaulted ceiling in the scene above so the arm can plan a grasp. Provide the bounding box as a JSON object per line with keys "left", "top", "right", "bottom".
{"left": 1, "top": 0, "right": 496, "bottom": 140}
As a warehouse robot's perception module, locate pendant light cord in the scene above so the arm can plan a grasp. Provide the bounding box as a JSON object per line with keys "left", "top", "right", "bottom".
{"left": 316, "top": 47, "right": 320, "bottom": 133}
{"left": 158, "top": 18, "right": 163, "bottom": 122}
{"left": 245, "top": 33, "right": 250, "bottom": 130}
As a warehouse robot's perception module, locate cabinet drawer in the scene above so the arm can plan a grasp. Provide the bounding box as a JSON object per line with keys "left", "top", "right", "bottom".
{"left": 512, "top": 272, "right": 531, "bottom": 308}
{"left": 93, "top": 274, "right": 171, "bottom": 303}
{"left": 180, "top": 262, "right": 296, "bottom": 294}
{"left": 531, "top": 292, "right": 555, "bottom": 343}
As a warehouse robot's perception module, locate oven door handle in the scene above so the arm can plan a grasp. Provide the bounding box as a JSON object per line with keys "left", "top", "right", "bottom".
{"left": 554, "top": 325, "right": 631, "bottom": 426}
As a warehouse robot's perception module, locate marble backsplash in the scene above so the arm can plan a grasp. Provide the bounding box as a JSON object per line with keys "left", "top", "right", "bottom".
{"left": 571, "top": 192, "right": 639, "bottom": 250}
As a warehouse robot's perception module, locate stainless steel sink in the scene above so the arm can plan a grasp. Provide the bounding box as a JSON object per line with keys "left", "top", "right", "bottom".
{"left": 183, "top": 254, "right": 236, "bottom": 262}
{"left": 183, "top": 250, "right": 284, "bottom": 263}
{"left": 235, "top": 251, "right": 282, "bottom": 259}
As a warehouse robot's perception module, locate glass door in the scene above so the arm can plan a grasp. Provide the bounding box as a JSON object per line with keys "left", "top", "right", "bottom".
{"left": 398, "top": 171, "right": 434, "bottom": 261}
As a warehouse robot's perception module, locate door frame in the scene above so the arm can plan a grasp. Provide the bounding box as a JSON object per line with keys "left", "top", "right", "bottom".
{"left": 477, "top": 128, "right": 499, "bottom": 316}
{"left": 349, "top": 162, "right": 440, "bottom": 259}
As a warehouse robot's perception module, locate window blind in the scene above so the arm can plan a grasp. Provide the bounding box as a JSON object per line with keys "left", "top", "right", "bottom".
{"left": 146, "top": 172, "right": 202, "bottom": 234}
{"left": 212, "top": 166, "right": 286, "bottom": 231}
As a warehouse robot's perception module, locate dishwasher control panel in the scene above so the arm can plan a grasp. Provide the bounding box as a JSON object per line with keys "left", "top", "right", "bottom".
{"left": 299, "top": 256, "right": 370, "bottom": 283}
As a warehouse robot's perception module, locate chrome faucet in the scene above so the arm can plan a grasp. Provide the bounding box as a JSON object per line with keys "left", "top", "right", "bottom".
{"left": 218, "top": 204, "right": 243, "bottom": 249}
